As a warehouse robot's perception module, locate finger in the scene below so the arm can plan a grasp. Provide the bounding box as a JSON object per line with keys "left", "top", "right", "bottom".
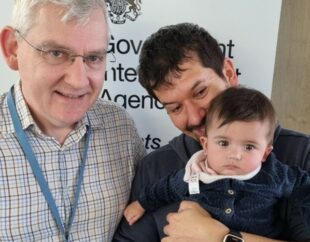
{"left": 161, "top": 236, "right": 170, "bottom": 242}
{"left": 164, "top": 213, "right": 180, "bottom": 237}
{"left": 166, "top": 212, "right": 176, "bottom": 223}
{"left": 178, "top": 200, "right": 197, "bottom": 212}
{"left": 131, "top": 213, "right": 141, "bottom": 225}
{"left": 124, "top": 211, "right": 134, "bottom": 225}
{"left": 162, "top": 236, "right": 191, "bottom": 242}
{"left": 163, "top": 224, "right": 170, "bottom": 236}
{"left": 123, "top": 212, "right": 130, "bottom": 223}
{"left": 162, "top": 236, "right": 180, "bottom": 242}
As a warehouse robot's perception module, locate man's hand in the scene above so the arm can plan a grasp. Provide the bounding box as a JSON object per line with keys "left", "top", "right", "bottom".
{"left": 162, "top": 201, "right": 287, "bottom": 242}
{"left": 161, "top": 201, "right": 229, "bottom": 242}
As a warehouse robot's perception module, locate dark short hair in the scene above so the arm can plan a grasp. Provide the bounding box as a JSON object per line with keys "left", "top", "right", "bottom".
{"left": 206, "top": 86, "right": 278, "bottom": 144}
{"left": 138, "top": 22, "right": 225, "bottom": 100}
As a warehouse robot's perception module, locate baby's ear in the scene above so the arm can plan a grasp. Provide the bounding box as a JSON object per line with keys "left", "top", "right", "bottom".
{"left": 199, "top": 136, "right": 208, "bottom": 152}
{"left": 262, "top": 145, "right": 273, "bottom": 162}
{"left": 0, "top": 26, "right": 19, "bottom": 70}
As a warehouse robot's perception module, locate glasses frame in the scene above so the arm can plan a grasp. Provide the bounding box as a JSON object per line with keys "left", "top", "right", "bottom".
{"left": 14, "top": 29, "right": 116, "bottom": 67}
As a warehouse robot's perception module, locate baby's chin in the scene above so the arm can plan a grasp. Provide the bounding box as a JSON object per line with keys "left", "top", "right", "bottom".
{"left": 219, "top": 168, "right": 243, "bottom": 176}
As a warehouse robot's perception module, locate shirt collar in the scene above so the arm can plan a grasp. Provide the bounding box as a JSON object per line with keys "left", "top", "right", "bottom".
{"left": 2, "top": 82, "right": 90, "bottom": 141}
{"left": 13, "top": 82, "right": 36, "bottom": 131}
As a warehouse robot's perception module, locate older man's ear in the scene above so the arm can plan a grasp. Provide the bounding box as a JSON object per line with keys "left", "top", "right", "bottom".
{"left": 0, "top": 26, "right": 19, "bottom": 70}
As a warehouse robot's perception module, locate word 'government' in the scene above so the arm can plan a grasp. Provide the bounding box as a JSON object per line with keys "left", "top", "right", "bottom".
{"left": 105, "top": 36, "right": 240, "bottom": 83}
{"left": 107, "top": 35, "right": 236, "bottom": 57}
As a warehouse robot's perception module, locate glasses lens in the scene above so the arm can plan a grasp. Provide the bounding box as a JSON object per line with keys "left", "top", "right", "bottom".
{"left": 84, "top": 54, "right": 105, "bottom": 69}
{"left": 41, "top": 49, "right": 70, "bottom": 65}
{"left": 15, "top": 29, "right": 113, "bottom": 69}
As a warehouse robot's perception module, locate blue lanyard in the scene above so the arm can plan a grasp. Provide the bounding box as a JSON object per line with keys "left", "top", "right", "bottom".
{"left": 7, "top": 87, "right": 91, "bottom": 241}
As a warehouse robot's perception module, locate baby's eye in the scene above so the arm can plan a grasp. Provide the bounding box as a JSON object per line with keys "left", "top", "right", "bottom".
{"left": 218, "top": 140, "right": 229, "bottom": 147}
{"left": 245, "top": 144, "right": 255, "bottom": 151}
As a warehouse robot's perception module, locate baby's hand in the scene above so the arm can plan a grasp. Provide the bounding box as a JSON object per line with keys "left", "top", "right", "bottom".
{"left": 124, "top": 201, "right": 145, "bottom": 225}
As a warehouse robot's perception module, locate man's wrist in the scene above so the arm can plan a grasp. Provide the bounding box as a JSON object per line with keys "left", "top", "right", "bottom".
{"left": 223, "top": 230, "right": 244, "bottom": 242}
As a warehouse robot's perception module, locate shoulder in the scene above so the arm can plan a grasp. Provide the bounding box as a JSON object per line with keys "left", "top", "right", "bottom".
{"left": 131, "top": 135, "right": 190, "bottom": 194}
{"left": 0, "top": 93, "right": 7, "bottom": 120}
{"left": 138, "top": 140, "right": 185, "bottom": 179}
{"left": 137, "top": 134, "right": 200, "bottom": 175}
{"left": 131, "top": 134, "right": 200, "bottom": 198}
{"left": 275, "top": 126, "right": 309, "bottom": 141}
{"left": 273, "top": 125, "right": 310, "bottom": 170}
{"left": 87, "top": 98, "right": 136, "bottom": 128}
{"left": 0, "top": 92, "right": 13, "bottom": 136}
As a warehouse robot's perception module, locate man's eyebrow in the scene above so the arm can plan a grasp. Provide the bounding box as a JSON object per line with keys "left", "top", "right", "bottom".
{"left": 39, "top": 40, "right": 108, "bottom": 54}
{"left": 161, "top": 102, "right": 175, "bottom": 107}
{"left": 191, "top": 79, "right": 204, "bottom": 91}
{"left": 87, "top": 49, "right": 108, "bottom": 55}
{"left": 39, "top": 41, "right": 72, "bottom": 51}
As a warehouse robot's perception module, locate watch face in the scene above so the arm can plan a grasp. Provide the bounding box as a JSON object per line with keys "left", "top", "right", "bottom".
{"left": 223, "top": 234, "right": 244, "bottom": 242}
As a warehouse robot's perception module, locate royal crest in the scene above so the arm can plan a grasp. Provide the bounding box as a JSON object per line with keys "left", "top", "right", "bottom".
{"left": 105, "top": 0, "right": 142, "bottom": 24}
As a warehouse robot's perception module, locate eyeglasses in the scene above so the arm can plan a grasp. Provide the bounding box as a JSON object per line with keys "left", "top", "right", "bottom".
{"left": 15, "top": 29, "right": 115, "bottom": 69}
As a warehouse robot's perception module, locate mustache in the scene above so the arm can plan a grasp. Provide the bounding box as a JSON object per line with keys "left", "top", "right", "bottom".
{"left": 186, "top": 117, "right": 206, "bottom": 132}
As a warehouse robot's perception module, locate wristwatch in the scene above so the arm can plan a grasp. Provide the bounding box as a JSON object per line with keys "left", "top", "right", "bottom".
{"left": 223, "top": 230, "right": 244, "bottom": 242}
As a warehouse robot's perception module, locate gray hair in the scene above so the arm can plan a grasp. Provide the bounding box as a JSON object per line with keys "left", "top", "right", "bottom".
{"left": 12, "top": 0, "right": 108, "bottom": 35}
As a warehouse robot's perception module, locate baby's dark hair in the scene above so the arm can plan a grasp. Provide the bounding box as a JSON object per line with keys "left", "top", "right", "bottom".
{"left": 206, "top": 86, "right": 278, "bottom": 144}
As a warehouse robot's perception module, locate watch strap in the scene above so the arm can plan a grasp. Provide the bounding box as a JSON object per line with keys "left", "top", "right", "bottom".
{"left": 223, "top": 230, "right": 244, "bottom": 242}
{"left": 229, "top": 230, "right": 242, "bottom": 237}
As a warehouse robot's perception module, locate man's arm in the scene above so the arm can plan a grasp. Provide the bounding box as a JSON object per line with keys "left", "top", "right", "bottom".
{"left": 113, "top": 142, "right": 187, "bottom": 241}
{"left": 162, "top": 201, "right": 287, "bottom": 242}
